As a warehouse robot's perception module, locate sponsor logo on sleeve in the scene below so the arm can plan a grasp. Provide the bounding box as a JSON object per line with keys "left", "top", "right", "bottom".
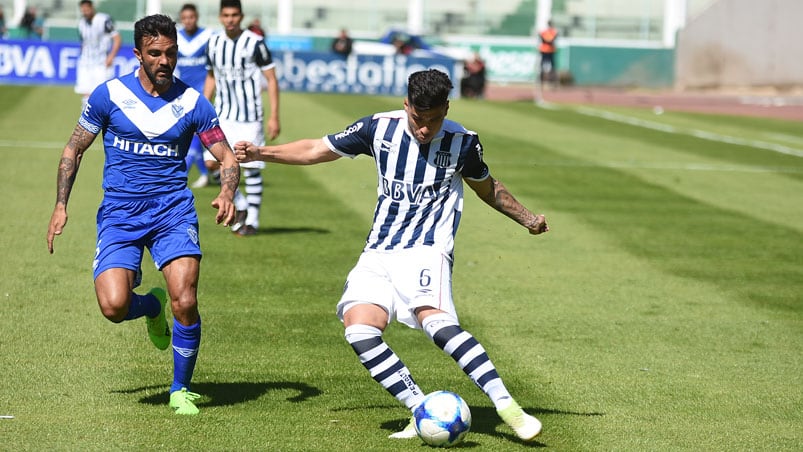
{"left": 334, "top": 122, "right": 363, "bottom": 140}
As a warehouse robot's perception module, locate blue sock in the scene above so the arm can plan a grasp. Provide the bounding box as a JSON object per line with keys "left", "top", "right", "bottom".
{"left": 124, "top": 292, "right": 160, "bottom": 320}
{"left": 170, "top": 318, "right": 201, "bottom": 393}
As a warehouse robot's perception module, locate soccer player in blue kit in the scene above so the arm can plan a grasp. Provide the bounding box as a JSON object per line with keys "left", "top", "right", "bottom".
{"left": 234, "top": 69, "right": 548, "bottom": 441}
{"left": 46, "top": 14, "right": 240, "bottom": 415}
{"left": 176, "top": 3, "right": 213, "bottom": 188}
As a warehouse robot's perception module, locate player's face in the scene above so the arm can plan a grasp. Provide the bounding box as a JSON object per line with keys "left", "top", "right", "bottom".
{"left": 179, "top": 9, "right": 198, "bottom": 34}
{"left": 219, "top": 7, "right": 243, "bottom": 34}
{"left": 80, "top": 4, "right": 94, "bottom": 20}
{"left": 135, "top": 35, "right": 178, "bottom": 90}
{"left": 404, "top": 99, "right": 449, "bottom": 144}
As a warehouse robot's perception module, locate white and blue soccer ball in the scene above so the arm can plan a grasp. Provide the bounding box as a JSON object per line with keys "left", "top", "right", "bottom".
{"left": 413, "top": 391, "right": 472, "bottom": 447}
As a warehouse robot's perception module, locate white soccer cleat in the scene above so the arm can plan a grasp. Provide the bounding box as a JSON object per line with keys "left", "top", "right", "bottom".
{"left": 497, "top": 400, "right": 542, "bottom": 441}
{"left": 388, "top": 416, "right": 417, "bottom": 439}
{"left": 190, "top": 174, "right": 209, "bottom": 188}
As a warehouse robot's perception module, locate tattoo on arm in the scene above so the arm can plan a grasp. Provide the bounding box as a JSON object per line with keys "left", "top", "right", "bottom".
{"left": 67, "top": 124, "right": 95, "bottom": 152}
{"left": 220, "top": 165, "right": 240, "bottom": 195}
{"left": 56, "top": 125, "right": 95, "bottom": 206}
{"left": 491, "top": 179, "right": 537, "bottom": 227}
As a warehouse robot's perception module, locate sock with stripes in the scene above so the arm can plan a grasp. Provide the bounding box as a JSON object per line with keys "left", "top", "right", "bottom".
{"left": 422, "top": 312, "right": 514, "bottom": 410}
{"left": 243, "top": 168, "right": 263, "bottom": 228}
{"left": 170, "top": 318, "right": 201, "bottom": 393}
{"left": 345, "top": 324, "right": 426, "bottom": 410}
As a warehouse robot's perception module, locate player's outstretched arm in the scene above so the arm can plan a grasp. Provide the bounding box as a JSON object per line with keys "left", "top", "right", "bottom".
{"left": 466, "top": 176, "right": 549, "bottom": 235}
{"left": 234, "top": 139, "right": 340, "bottom": 165}
{"left": 206, "top": 140, "right": 240, "bottom": 226}
{"left": 47, "top": 124, "right": 97, "bottom": 253}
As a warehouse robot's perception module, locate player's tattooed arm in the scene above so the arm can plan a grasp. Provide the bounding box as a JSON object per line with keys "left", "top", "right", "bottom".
{"left": 467, "top": 176, "right": 549, "bottom": 235}
{"left": 219, "top": 164, "right": 239, "bottom": 197}
{"left": 56, "top": 124, "right": 96, "bottom": 206}
{"left": 48, "top": 124, "right": 96, "bottom": 253}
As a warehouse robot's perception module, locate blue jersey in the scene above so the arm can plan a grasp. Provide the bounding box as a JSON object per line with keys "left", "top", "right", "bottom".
{"left": 79, "top": 70, "right": 220, "bottom": 199}
{"left": 323, "top": 110, "right": 490, "bottom": 255}
{"left": 176, "top": 27, "right": 212, "bottom": 91}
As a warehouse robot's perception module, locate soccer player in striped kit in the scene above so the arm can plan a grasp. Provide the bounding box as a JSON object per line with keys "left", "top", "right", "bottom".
{"left": 47, "top": 14, "right": 240, "bottom": 415}
{"left": 75, "top": 0, "right": 121, "bottom": 107}
{"left": 234, "top": 69, "right": 547, "bottom": 442}
{"left": 204, "top": 0, "right": 280, "bottom": 236}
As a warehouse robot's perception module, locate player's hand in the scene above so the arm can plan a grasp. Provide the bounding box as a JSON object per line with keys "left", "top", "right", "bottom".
{"left": 47, "top": 207, "right": 68, "bottom": 254}
{"left": 526, "top": 214, "right": 549, "bottom": 235}
{"left": 211, "top": 195, "right": 235, "bottom": 226}
{"left": 234, "top": 141, "right": 257, "bottom": 163}
{"left": 267, "top": 117, "right": 280, "bottom": 141}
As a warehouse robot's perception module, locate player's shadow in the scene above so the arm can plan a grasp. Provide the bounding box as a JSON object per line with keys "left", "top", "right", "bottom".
{"left": 252, "top": 226, "right": 330, "bottom": 236}
{"left": 113, "top": 381, "right": 322, "bottom": 407}
{"left": 381, "top": 405, "right": 604, "bottom": 448}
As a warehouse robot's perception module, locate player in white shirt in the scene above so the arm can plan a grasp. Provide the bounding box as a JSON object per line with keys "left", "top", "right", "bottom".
{"left": 75, "top": 0, "right": 121, "bottom": 106}
{"left": 234, "top": 69, "right": 547, "bottom": 442}
{"left": 204, "top": 0, "right": 280, "bottom": 236}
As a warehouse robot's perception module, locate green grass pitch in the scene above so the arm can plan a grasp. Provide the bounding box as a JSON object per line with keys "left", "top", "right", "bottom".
{"left": 0, "top": 85, "right": 801, "bottom": 450}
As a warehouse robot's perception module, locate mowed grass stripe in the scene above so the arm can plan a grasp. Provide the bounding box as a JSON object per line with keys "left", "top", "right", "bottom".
{"left": 451, "top": 99, "right": 803, "bottom": 234}
{"left": 498, "top": 102, "right": 803, "bottom": 183}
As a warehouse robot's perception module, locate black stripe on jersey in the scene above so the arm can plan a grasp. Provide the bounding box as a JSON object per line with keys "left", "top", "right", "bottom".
{"left": 374, "top": 134, "right": 412, "bottom": 248}
{"left": 420, "top": 135, "right": 452, "bottom": 246}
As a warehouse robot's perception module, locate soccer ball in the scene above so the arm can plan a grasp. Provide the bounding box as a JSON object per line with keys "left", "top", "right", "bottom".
{"left": 413, "top": 391, "right": 472, "bottom": 447}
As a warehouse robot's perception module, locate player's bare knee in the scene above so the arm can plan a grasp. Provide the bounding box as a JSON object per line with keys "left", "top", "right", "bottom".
{"left": 342, "top": 302, "right": 388, "bottom": 330}
{"left": 170, "top": 293, "right": 197, "bottom": 317}
{"left": 97, "top": 299, "right": 128, "bottom": 323}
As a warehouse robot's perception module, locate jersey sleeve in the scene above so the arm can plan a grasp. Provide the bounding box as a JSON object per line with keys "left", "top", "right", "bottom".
{"left": 192, "top": 96, "right": 225, "bottom": 147}
{"left": 461, "top": 134, "right": 490, "bottom": 181}
{"left": 322, "top": 116, "right": 374, "bottom": 159}
{"left": 253, "top": 40, "right": 274, "bottom": 70}
{"left": 77, "top": 83, "right": 110, "bottom": 135}
{"left": 103, "top": 15, "right": 117, "bottom": 35}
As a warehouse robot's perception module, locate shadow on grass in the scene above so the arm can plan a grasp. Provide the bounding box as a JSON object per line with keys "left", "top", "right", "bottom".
{"left": 379, "top": 405, "right": 604, "bottom": 449}
{"left": 113, "top": 381, "right": 322, "bottom": 407}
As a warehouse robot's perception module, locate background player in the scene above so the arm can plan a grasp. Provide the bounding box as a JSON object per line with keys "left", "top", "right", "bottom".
{"left": 75, "top": 0, "right": 121, "bottom": 107}
{"left": 234, "top": 69, "right": 547, "bottom": 442}
{"left": 47, "top": 13, "right": 240, "bottom": 415}
{"left": 176, "top": 3, "right": 213, "bottom": 188}
{"left": 204, "top": 0, "right": 281, "bottom": 236}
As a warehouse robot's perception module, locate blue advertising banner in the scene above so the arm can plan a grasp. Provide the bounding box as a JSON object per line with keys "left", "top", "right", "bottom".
{"left": 0, "top": 40, "right": 460, "bottom": 96}
{"left": 0, "top": 39, "right": 138, "bottom": 86}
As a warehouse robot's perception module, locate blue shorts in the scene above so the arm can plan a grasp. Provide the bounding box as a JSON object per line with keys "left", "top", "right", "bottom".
{"left": 93, "top": 189, "right": 201, "bottom": 280}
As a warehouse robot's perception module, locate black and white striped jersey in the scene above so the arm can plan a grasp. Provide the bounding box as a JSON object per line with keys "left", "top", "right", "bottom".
{"left": 206, "top": 29, "right": 274, "bottom": 122}
{"left": 324, "top": 110, "right": 490, "bottom": 256}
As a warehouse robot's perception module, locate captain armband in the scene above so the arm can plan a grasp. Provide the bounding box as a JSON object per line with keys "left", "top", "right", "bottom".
{"left": 198, "top": 125, "right": 226, "bottom": 148}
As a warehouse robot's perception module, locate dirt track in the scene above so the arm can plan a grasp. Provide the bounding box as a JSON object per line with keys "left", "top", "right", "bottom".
{"left": 484, "top": 84, "right": 803, "bottom": 122}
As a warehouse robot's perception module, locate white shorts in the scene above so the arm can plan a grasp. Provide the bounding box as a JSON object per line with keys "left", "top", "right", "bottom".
{"left": 336, "top": 248, "right": 457, "bottom": 329}
{"left": 75, "top": 63, "right": 113, "bottom": 96}
{"left": 204, "top": 119, "right": 265, "bottom": 169}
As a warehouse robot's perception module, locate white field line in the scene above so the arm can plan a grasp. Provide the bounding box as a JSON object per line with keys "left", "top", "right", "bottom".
{"left": 0, "top": 139, "right": 64, "bottom": 149}
{"left": 567, "top": 106, "right": 803, "bottom": 158}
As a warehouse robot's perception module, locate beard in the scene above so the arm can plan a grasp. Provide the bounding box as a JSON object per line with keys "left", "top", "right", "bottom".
{"left": 142, "top": 63, "right": 173, "bottom": 88}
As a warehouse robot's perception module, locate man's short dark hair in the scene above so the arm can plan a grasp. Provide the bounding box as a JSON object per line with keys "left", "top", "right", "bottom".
{"left": 79, "top": 0, "right": 93, "bottom": 6}
{"left": 180, "top": 3, "right": 197, "bottom": 13}
{"left": 220, "top": 0, "right": 242, "bottom": 11}
{"left": 407, "top": 69, "right": 453, "bottom": 111}
{"left": 134, "top": 14, "right": 177, "bottom": 51}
